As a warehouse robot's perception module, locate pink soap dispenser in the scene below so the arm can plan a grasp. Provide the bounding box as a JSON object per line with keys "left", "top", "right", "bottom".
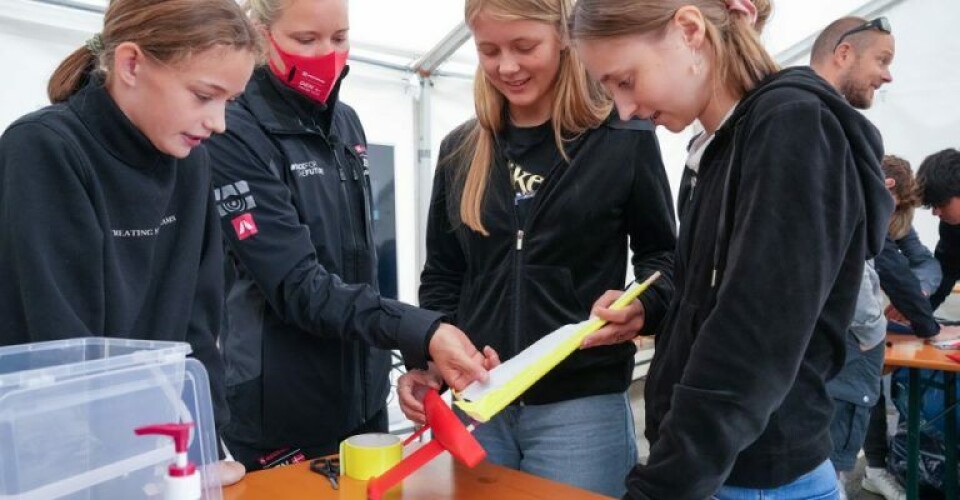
{"left": 135, "top": 423, "right": 201, "bottom": 500}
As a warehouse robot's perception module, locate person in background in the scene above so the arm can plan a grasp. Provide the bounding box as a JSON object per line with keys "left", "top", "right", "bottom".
{"left": 919, "top": 148, "right": 960, "bottom": 312}
{"left": 807, "top": 16, "right": 904, "bottom": 499}
{"left": 878, "top": 155, "right": 941, "bottom": 339}
{"left": 204, "top": 0, "right": 496, "bottom": 471}
{"left": 0, "top": 0, "right": 260, "bottom": 485}
{"left": 571, "top": 0, "right": 894, "bottom": 497}
{"left": 855, "top": 155, "right": 947, "bottom": 500}
{"left": 397, "top": 0, "right": 676, "bottom": 496}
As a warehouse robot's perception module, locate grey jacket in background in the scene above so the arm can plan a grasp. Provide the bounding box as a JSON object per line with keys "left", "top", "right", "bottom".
{"left": 850, "top": 261, "right": 887, "bottom": 350}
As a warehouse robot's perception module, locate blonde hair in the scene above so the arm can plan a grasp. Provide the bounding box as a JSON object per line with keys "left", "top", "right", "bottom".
{"left": 244, "top": 0, "right": 350, "bottom": 27}
{"left": 243, "top": 0, "right": 287, "bottom": 27}
{"left": 570, "top": 0, "right": 778, "bottom": 100}
{"left": 453, "top": 0, "right": 612, "bottom": 235}
{"left": 48, "top": 0, "right": 262, "bottom": 103}
{"left": 882, "top": 155, "right": 920, "bottom": 240}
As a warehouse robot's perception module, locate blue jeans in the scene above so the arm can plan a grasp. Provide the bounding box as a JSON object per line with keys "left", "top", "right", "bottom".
{"left": 458, "top": 392, "right": 637, "bottom": 498}
{"left": 712, "top": 460, "right": 840, "bottom": 499}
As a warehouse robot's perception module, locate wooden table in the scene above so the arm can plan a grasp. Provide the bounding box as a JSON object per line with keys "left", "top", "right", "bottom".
{"left": 223, "top": 449, "right": 610, "bottom": 499}
{"left": 884, "top": 334, "right": 959, "bottom": 500}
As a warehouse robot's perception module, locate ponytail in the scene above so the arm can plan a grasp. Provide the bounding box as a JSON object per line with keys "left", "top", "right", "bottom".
{"left": 706, "top": 0, "right": 778, "bottom": 98}
{"left": 48, "top": 45, "right": 99, "bottom": 104}
{"left": 46, "top": 0, "right": 262, "bottom": 104}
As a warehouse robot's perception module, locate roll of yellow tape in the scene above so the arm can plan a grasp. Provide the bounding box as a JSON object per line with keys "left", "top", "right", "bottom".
{"left": 339, "top": 433, "right": 403, "bottom": 480}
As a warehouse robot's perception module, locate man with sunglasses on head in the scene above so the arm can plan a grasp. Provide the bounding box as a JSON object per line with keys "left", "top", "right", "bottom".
{"left": 812, "top": 16, "right": 894, "bottom": 110}
{"left": 810, "top": 16, "right": 902, "bottom": 500}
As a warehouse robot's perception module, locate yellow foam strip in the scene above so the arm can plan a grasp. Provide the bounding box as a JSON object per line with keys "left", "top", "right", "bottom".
{"left": 454, "top": 271, "right": 661, "bottom": 422}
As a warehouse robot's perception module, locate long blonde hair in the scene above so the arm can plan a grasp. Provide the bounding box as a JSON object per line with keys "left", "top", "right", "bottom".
{"left": 570, "top": 0, "right": 778, "bottom": 100}
{"left": 453, "top": 0, "right": 612, "bottom": 235}
{"left": 48, "top": 0, "right": 262, "bottom": 103}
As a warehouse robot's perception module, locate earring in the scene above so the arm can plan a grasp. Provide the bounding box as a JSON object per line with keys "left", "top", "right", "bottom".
{"left": 691, "top": 50, "right": 704, "bottom": 76}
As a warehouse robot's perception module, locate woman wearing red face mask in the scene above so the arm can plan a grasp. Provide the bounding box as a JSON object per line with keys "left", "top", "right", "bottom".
{"left": 205, "top": 0, "right": 497, "bottom": 470}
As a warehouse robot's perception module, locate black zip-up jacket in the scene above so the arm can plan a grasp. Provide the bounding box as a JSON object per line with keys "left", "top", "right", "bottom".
{"left": 0, "top": 80, "right": 227, "bottom": 428}
{"left": 205, "top": 68, "right": 442, "bottom": 453}
{"left": 931, "top": 221, "right": 960, "bottom": 310}
{"left": 421, "top": 117, "right": 676, "bottom": 405}
{"left": 630, "top": 67, "right": 893, "bottom": 499}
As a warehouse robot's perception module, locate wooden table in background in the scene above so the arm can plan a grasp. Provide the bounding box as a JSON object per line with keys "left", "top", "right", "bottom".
{"left": 884, "top": 334, "right": 960, "bottom": 500}
{"left": 223, "top": 449, "right": 610, "bottom": 499}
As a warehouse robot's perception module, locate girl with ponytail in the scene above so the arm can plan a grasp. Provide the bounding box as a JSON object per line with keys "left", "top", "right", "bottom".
{"left": 399, "top": 0, "right": 677, "bottom": 496}
{"left": 571, "top": 0, "right": 894, "bottom": 497}
{"left": 1, "top": 0, "right": 260, "bottom": 485}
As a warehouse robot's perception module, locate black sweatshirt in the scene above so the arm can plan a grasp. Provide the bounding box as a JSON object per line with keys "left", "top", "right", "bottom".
{"left": 630, "top": 67, "right": 893, "bottom": 498}
{"left": 0, "top": 80, "right": 228, "bottom": 428}
{"left": 421, "top": 116, "right": 676, "bottom": 405}
{"left": 875, "top": 235, "right": 939, "bottom": 337}
{"left": 931, "top": 221, "right": 960, "bottom": 310}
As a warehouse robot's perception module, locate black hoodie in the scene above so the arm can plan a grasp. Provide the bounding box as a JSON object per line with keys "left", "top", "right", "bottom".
{"left": 0, "top": 80, "right": 227, "bottom": 429}
{"left": 422, "top": 115, "right": 676, "bottom": 405}
{"left": 627, "top": 67, "right": 893, "bottom": 499}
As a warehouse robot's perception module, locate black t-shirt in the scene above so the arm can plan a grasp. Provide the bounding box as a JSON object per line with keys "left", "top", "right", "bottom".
{"left": 502, "top": 120, "right": 560, "bottom": 226}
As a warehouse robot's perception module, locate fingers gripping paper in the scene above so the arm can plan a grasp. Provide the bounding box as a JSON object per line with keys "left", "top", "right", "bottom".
{"left": 454, "top": 272, "right": 661, "bottom": 422}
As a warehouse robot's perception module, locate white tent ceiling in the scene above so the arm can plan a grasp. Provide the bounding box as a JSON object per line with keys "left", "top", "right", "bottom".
{"left": 21, "top": 0, "right": 895, "bottom": 78}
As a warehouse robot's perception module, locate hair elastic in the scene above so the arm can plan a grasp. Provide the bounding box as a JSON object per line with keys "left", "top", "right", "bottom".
{"left": 85, "top": 33, "right": 104, "bottom": 56}
{"left": 725, "top": 0, "right": 758, "bottom": 27}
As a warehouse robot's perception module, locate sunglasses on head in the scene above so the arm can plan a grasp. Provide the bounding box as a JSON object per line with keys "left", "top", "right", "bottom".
{"left": 834, "top": 17, "right": 892, "bottom": 51}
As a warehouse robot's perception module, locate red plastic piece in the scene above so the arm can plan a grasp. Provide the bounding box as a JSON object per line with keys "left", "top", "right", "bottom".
{"left": 366, "top": 390, "right": 486, "bottom": 499}
{"left": 422, "top": 390, "right": 485, "bottom": 467}
{"left": 947, "top": 353, "right": 960, "bottom": 364}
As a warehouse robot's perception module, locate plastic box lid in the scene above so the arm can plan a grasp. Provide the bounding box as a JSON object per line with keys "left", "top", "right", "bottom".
{"left": 0, "top": 337, "right": 190, "bottom": 394}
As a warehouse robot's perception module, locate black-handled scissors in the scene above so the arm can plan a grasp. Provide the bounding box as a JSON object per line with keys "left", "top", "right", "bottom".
{"left": 309, "top": 457, "right": 340, "bottom": 490}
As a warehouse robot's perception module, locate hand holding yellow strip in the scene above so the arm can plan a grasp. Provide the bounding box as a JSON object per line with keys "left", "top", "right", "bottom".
{"left": 454, "top": 271, "right": 661, "bottom": 422}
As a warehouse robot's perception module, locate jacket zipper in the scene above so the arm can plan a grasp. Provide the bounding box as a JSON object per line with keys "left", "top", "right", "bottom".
{"left": 346, "top": 146, "right": 375, "bottom": 244}
{"left": 331, "top": 149, "right": 361, "bottom": 284}
{"left": 329, "top": 141, "right": 366, "bottom": 420}
{"left": 346, "top": 146, "right": 375, "bottom": 421}
{"left": 512, "top": 197, "right": 524, "bottom": 403}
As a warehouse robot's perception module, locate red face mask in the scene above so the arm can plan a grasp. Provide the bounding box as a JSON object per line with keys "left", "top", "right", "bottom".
{"left": 268, "top": 35, "right": 348, "bottom": 104}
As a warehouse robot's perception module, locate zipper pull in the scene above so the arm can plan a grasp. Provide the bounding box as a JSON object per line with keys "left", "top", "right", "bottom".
{"left": 516, "top": 230, "right": 524, "bottom": 251}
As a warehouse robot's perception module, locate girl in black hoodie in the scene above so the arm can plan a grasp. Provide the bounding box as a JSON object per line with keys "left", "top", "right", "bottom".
{"left": 398, "top": 0, "right": 676, "bottom": 497}
{"left": 572, "top": 1, "right": 893, "bottom": 498}
{"left": 0, "top": 0, "right": 260, "bottom": 485}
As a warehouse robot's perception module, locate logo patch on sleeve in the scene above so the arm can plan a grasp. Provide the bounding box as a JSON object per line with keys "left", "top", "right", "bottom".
{"left": 231, "top": 213, "right": 259, "bottom": 240}
{"left": 214, "top": 181, "right": 257, "bottom": 217}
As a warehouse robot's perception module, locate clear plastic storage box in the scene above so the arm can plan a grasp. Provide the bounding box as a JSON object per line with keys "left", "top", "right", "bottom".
{"left": 0, "top": 338, "right": 221, "bottom": 499}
